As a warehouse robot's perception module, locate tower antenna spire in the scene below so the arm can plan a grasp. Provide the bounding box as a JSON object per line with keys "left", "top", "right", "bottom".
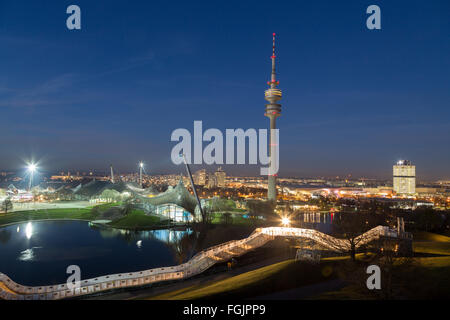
{"left": 272, "top": 33, "right": 276, "bottom": 83}
{"left": 269, "top": 33, "right": 279, "bottom": 88}
{"left": 272, "top": 33, "right": 276, "bottom": 57}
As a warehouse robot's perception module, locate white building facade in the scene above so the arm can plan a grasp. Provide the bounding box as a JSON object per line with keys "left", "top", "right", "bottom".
{"left": 393, "top": 160, "right": 416, "bottom": 195}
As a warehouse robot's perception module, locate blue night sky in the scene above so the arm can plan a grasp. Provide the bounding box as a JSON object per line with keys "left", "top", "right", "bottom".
{"left": 0, "top": 0, "right": 449, "bottom": 180}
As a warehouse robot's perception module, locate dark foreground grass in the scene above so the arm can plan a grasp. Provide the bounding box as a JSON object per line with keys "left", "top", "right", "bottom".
{"left": 317, "top": 231, "right": 450, "bottom": 300}
{"left": 317, "top": 256, "right": 450, "bottom": 300}
{"left": 149, "top": 259, "right": 337, "bottom": 300}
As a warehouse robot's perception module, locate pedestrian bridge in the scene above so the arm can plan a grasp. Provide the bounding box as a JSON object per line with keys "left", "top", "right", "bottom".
{"left": 0, "top": 225, "right": 411, "bottom": 300}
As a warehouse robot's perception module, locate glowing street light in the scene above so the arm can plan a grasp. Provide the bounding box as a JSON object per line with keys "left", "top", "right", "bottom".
{"left": 281, "top": 217, "right": 290, "bottom": 227}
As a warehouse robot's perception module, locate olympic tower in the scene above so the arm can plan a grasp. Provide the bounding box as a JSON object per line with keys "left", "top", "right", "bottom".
{"left": 264, "top": 33, "right": 282, "bottom": 202}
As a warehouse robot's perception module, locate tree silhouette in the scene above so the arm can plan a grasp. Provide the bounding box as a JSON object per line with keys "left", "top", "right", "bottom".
{"left": 332, "top": 212, "right": 378, "bottom": 261}
{"left": 1, "top": 198, "right": 13, "bottom": 214}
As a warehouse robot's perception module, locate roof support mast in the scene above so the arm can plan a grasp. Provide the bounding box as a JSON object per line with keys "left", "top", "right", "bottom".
{"left": 181, "top": 154, "right": 205, "bottom": 221}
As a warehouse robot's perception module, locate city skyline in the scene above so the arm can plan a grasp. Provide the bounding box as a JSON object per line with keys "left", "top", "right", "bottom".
{"left": 1, "top": 160, "right": 447, "bottom": 185}
{"left": 1, "top": 1, "right": 449, "bottom": 180}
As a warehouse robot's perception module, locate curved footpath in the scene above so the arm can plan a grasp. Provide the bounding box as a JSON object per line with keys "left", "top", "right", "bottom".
{"left": 0, "top": 226, "right": 410, "bottom": 300}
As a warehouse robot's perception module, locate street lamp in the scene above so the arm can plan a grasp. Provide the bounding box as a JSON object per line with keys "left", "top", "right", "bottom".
{"left": 281, "top": 217, "right": 290, "bottom": 227}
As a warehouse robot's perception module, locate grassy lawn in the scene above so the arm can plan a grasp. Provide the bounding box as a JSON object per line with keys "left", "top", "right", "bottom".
{"left": 412, "top": 231, "right": 450, "bottom": 256}
{"left": 0, "top": 203, "right": 171, "bottom": 230}
{"left": 107, "top": 209, "right": 164, "bottom": 229}
{"left": 321, "top": 253, "right": 367, "bottom": 262}
{"left": 148, "top": 259, "right": 337, "bottom": 300}
{"left": 0, "top": 202, "right": 124, "bottom": 227}
{"left": 413, "top": 241, "right": 450, "bottom": 256}
{"left": 413, "top": 231, "right": 450, "bottom": 242}
{"left": 210, "top": 212, "right": 257, "bottom": 226}
{"left": 0, "top": 207, "right": 95, "bottom": 226}
{"left": 89, "top": 202, "right": 123, "bottom": 211}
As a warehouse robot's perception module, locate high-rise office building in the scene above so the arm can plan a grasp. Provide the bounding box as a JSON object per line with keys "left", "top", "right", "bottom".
{"left": 393, "top": 160, "right": 416, "bottom": 195}
{"left": 194, "top": 169, "right": 207, "bottom": 186}
{"left": 206, "top": 173, "right": 217, "bottom": 188}
{"left": 215, "top": 167, "right": 226, "bottom": 187}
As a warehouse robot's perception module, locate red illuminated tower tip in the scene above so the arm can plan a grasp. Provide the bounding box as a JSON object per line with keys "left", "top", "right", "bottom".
{"left": 271, "top": 33, "right": 276, "bottom": 59}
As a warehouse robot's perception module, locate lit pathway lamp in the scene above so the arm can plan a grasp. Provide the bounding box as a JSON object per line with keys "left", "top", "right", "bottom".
{"left": 281, "top": 216, "right": 290, "bottom": 228}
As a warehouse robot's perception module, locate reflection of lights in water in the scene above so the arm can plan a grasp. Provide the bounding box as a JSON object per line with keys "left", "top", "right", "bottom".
{"left": 17, "top": 226, "right": 20, "bottom": 233}
{"left": 151, "top": 229, "right": 192, "bottom": 244}
{"left": 25, "top": 222, "right": 33, "bottom": 239}
{"left": 19, "top": 249, "right": 34, "bottom": 261}
{"left": 96, "top": 227, "right": 193, "bottom": 244}
{"left": 18, "top": 247, "right": 42, "bottom": 261}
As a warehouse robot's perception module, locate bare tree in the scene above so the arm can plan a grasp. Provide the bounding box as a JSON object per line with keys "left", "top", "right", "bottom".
{"left": 332, "top": 212, "right": 377, "bottom": 261}
{"left": 122, "top": 200, "right": 134, "bottom": 216}
{"left": 221, "top": 212, "right": 232, "bottom": 225}
{"left": 367, "top": 238, "right": 414, "bottom": 299}
{"left": 202, "top": 206, "right": 214, "bottom": 225}
{"left": 333, "top": 237, "right": 414, "bottom": 300}
{"left": 1, "top": 198, "right": 13, "bottom": 214}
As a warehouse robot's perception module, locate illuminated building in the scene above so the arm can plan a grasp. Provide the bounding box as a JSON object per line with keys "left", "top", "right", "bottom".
{"left": 140, "top": 178, "right": 198, "bottom": 215}
{"left": 139, "top": 162, "right": 144, "bottom": 187}
{"left": 393, "top": 160, "right": 416, "bottom": 195}
{"left": 215, "top": 167, "right": 226, "bottom": 187}
{"left": 264, "top": 33, "right": 282, "bottom": 202}
{"left": 155, "top": 204, "right": 193, "bottom": 223}
{"left": 194, "top": 169, "right": 206, "bottom": 186}
{"left": 207, "top": 173, "right": 217, "bottom": 188}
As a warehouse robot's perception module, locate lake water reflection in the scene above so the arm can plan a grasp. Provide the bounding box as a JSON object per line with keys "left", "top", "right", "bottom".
{"left": 297, "top": 212, "right": 338, "bottom": 234}
{"left": 0, "top": 221, "right": 192, "bottom": 286}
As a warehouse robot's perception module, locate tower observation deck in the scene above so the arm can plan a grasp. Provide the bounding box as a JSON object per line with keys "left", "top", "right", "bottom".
{"left": 265, "top": 33, "right": 282, "bottom": 202}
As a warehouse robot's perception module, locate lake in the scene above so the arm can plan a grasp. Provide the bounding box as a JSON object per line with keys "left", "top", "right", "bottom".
{"left": 0, "top": 220, "right": 192, "bottom": 286}
{"left": 0, "top": 214, "right": 337, "bottom": 287}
